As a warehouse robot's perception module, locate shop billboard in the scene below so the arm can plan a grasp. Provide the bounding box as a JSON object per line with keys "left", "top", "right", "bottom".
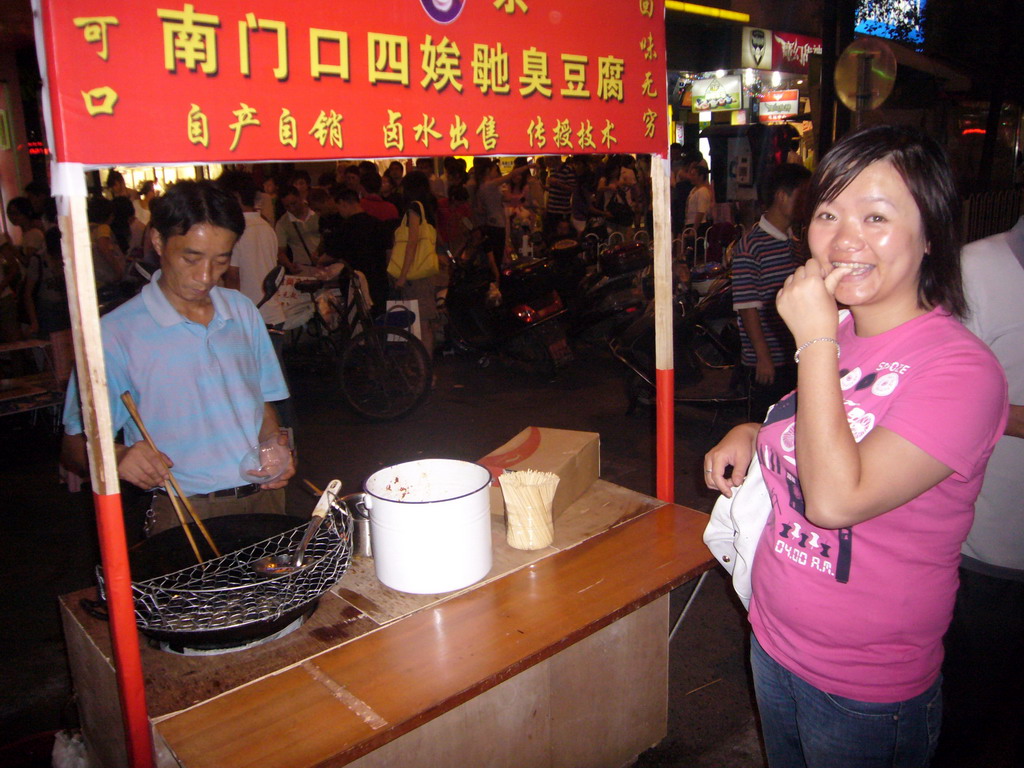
{"left": 692, "top": 75, "right": 741, "bottom": 112}
{"left": 758, "top": 89, "right": 799, "bottom": 123}
{"left": 40, "top": 0, "right": 667, "bottom": 166}
{"left": 742, "top": 27, "right": 822, "bottom": 75}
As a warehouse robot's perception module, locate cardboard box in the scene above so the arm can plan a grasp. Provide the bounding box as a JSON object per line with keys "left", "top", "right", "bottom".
{"left": 479, "top": 427, "right": 600, "bottom": 521}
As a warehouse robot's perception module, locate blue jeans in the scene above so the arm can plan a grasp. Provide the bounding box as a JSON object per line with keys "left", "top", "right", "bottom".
{"left": 750, "top": 633, "right": 942, "bottom": 768}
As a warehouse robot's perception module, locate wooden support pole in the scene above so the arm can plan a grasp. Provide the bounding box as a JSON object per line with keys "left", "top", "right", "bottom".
{"left": 55, "top": 162, "right": 155, "bottom": 768}
{"left": 651, "top": 153, "right": 675, "bottom": 503}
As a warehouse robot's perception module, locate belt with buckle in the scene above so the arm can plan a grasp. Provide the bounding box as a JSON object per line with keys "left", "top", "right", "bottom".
{"left": 155, "top": 483, "right": 261, "bottom": 500}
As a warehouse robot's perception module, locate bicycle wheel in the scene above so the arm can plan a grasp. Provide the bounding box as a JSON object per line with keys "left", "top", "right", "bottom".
{"left": 338, "top": 327, "right": 432, "bottom": 421}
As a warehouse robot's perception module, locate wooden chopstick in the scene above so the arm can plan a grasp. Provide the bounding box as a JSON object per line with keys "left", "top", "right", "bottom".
{"left": 162, "top": 483, "right": 203, "bottom": 563}
{"left": 119, "top": 392, "right": 221, "bottom": 560}
{"left": 302, "top": 478, "right": 324, "bottom": 497}
{"left": 164, "top": 468, "right": 222, "bottom": 558}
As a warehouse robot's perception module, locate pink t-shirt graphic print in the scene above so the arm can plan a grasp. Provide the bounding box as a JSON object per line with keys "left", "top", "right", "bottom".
{"left": 749, "top": 308, "right": 1007, "bottom": 702}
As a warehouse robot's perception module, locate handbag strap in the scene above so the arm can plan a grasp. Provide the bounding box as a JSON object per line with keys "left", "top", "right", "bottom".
{"left": 292, "top": 218, "right": 312, "bottom": 261}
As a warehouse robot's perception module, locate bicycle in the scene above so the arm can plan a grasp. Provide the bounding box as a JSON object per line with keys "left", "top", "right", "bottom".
{"left": 284, "top": 264, "right": 432, "bottom": 421}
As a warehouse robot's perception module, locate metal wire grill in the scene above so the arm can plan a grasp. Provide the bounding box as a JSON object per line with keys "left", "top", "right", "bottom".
{"left": 98, "top": 512, "right": 352, "bottom": 633}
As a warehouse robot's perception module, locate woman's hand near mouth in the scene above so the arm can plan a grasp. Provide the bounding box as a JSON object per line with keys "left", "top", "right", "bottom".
{"left": 777, "top": 259, "right": 852, "bottom": 345}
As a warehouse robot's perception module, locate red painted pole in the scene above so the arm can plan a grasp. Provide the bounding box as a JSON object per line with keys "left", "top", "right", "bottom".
{"left": 52, "top": 168, "right": 154, "bottom": 767}
{"left": 652, "top": 153, "right": 675, "bottom": 503}
{"left": 93, "top": 492, "right": 154, "bottom": 767}
{"left": 655, "top": 368, "right": 675, "bottom": 502}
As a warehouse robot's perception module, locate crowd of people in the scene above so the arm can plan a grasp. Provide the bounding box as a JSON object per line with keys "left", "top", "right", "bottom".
{"left": 3, "top": 133, "right": 1020, "bottom": 767}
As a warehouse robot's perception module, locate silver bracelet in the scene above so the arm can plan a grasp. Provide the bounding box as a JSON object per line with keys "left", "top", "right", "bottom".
{"left": 794, "top": 337, "right": 840, "bottom": 364}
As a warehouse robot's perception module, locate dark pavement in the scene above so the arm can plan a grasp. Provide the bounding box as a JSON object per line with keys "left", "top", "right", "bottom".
{"left": 0, "top": 339, "right": 763, "bottom": 766}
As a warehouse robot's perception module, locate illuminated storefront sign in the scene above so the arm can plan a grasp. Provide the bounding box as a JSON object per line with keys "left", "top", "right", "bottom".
{"left": 692, "top": 74, "right": 741, "bottom": 112}
{"left": 741, "top": 26, "right": 822, "bottom": 74}
{"left": 41, "top": 0, "right": 667, "bottom": 164}
{"left": 855, "top": 0, "right": 925, "bottom": 44}
{"left": 757, "top": 89, "right": 799, "bottom": 123}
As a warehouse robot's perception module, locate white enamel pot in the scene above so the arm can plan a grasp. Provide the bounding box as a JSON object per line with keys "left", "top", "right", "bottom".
{"left": 357, "top": 459, "right": 493, "bottom": 594}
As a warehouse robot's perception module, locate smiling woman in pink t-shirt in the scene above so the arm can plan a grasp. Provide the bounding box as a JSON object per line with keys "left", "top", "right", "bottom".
{"left": 703, "top": 126, "right": 1007, "bottom": 768}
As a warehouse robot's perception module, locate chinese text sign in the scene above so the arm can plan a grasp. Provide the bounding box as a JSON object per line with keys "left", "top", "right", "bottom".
{"left": 40, "top": 0, "right": 667, "bottom": 165}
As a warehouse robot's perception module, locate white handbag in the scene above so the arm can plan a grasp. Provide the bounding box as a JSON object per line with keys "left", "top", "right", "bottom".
{"left": 702, "top": 448, "right": 771, "bottom": 611}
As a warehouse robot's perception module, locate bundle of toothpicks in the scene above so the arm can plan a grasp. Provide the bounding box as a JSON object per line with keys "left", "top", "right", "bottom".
{"left": 499, "top": 469, "right": 560, "bottom": 550}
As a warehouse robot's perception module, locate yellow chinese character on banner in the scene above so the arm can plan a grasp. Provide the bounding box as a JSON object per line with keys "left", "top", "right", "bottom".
{"left": 309, "top": 110, "right": 344, "bottom": 148}
{"left": 639, "top": 0, "right": 654, "bottom": 17}
{"left": 577, "top": 119, "right": 596, "bottom": 149}
{"left": 472, "top": 43, "right": 510, "bottom": 94}
{"left": 187, "top": 103, "right": 209, "bottom": 147}
{"left": 383, "top": 110, "right": 404, "bottom": 152}
{"left": 560, "top": 54, "right": 590, "bottom": 99}
{"left": 228, "top": 103, "right": 260, "bottom": 151}
{"left": 413, "top": 114, "right": 443, "bottom": 148}
{"left": 82, "top": 86, "right": 118, "bottom": 116}
{"left": 640, "top": 33, "right": 657, "bottom": 61}
{"left": 494, "top": 0, "right": 529, "bottom": 14}
{"left": 519, "top": 48, "right": 552, "bottom": 98}
{"left": 239, "top": 14, "right": 288, "bottom": 80}
{"left": 642, "top": 71, "right": 658, "bottom": 98}
{"left": 420, "top": 35, "right": 463, "bottom": 93}
{"left": 643, "top": 109, "right": 658, "bottom": 138}
{"left": 600, "top": 119, "right": 617, "bottom": 148}
{"left": 527, "top": 116, "right": 546, "bottom": 149}
{"left": 310, "top": 29, "right": 350, "bottom": 79}
{"left": 449, "top": 116, "right": 470, "bottom": 151}
{"left": 74, "top": 17, "right": 119, "bottom": 61}
{"left": 279, "top": 108, "right": 297, "bottom": 148}
{"left": 476, "top": 116, "right": 499, "bottom": 151}
{"left": 157, "top": 4, "right": 220, "bottom": 75}
{"left": 597, "top": 56, "right": 625, "bottom": 101}
{"left": 369, "top": 34, "right": 409, "bottom": 86}
{"left": 552, "top": 118, "right": 573, "bottom": 149}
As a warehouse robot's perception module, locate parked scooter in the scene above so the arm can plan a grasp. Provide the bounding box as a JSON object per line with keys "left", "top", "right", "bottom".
{"left": 566, "top": 240, "right": 651, "bottom": 340}
{"left": 442, "top": 248, "right": 573, "bottom": 377}
{"left": 608, "top": 265, "right": 747, "bottom": 415}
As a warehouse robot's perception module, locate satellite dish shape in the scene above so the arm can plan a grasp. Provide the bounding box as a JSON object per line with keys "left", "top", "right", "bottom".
{"left": 835, "top": 38, "right": 897, "bottom": 111}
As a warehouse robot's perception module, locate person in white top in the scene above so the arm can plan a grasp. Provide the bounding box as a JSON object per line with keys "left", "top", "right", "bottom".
{"left": 275, "top": 186, "right": 320, "bottom": 273}
{"left": 220, "top": 170, "right": 294, "bottom": 427}
{"left": 685, "top": 163, "right": 713, "bottom": 230}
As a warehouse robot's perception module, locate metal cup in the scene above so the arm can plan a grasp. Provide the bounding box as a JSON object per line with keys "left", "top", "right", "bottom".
{"left": 337, "top": 493, "right": 372, "bottom": 557}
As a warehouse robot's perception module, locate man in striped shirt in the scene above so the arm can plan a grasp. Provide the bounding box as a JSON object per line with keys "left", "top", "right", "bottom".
{"left": 542, "top": 156, "right": 575, "bottom": 238}
{"left": 732, "top": 163, "right": 810, "bottom": 421}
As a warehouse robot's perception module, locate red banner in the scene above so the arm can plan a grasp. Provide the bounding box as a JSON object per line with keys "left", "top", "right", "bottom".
{"left": 40, "top": 0, "right": 667, "bottom": 165}
{"left": 771, "top": 31, "right": 821, "bottom": 75}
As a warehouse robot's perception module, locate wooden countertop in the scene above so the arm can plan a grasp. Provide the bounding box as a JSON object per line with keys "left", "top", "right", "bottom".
{"left": 152, "top": 502, "right": 714, "bottom": 768}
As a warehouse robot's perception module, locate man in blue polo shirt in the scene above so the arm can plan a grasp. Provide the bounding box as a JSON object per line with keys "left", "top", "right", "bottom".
{"left": 732, "top": 162, "right": 810, "bottom": 421}
{"left": 62, "top": 180, "right": 295, "bottom": 535}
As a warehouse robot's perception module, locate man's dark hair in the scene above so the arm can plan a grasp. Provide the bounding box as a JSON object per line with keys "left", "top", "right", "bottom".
{"left": 6, "top": 196, "right": 34, "bottom": 219}
{"left": 361, "top": 170, "right": 383, "bottom": 194}
{"left": 279, "top": 184, "right": 300, "bottom": 200}
{"left": 216, "top": 169, "right": 259, "bottom": 208}
{"left": 308, "top": 187, "right": 331, "bottom": 207}
{"left": 290, "top": 169, "right": 311, "bottom": 186}
{"left": 149, "top": 180, "right": 245, "bottom": 241}
{"left": 105, "top": 170, "right": 125, "bottom": 189}
{"left": 759, "top": 163, "right": 811, "bottom": 208}
{"left": 334, "top": 188, "right": 360, "bottom": 206}
{"left": 24, "top": 180, "right": 51, "bottom": 197}
{"left": 86, "top": 195, "right": 113, "bottom": 225}
{"left": 357, "top": 160, "right": 377, "bottom": 176}
{"left": 804, "top": 124, "right": 965, "bottom": 318}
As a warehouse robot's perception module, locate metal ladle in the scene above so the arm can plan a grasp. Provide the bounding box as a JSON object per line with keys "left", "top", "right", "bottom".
{"left": 253, "top": 479, "right": 342, "bottom": 576}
